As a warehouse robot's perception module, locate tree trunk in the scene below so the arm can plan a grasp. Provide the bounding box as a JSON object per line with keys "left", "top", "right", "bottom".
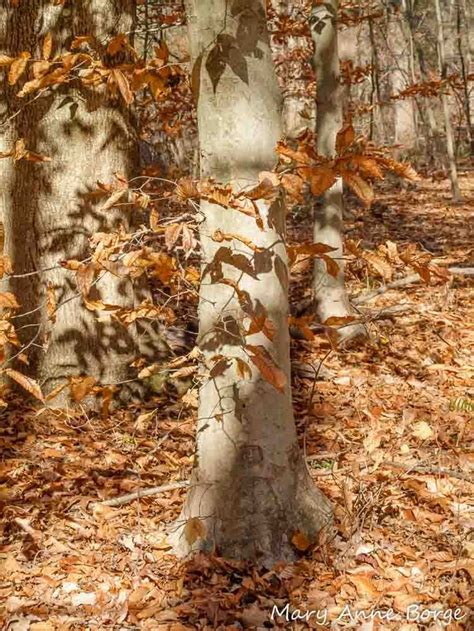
{"left": 434, "top": 0, "right": 462, "bottom": 201}
{"left": 0, "top": 1, "right": 145, "bottom": 404}
{"left": 170, "top": 0, "right": 332, "bottom": 565}
{"left": 456, "top": 0, "right": 474, "bottom": 155}
{"left": 310, "top": 0, "right": 366, "bottom": 343}
{"left": 387, "top": 8, "right": 417, "bottom": 152}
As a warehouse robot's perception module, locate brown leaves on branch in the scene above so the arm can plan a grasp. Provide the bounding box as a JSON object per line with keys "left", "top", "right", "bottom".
{"left": 277, "top": 119, "right": 420, "bottom": 208}
{"left": 0, "top": 138, "right": 51, "bottom": 163}
{"left": 1, "top": 32, "right": 182, "bottom": 106}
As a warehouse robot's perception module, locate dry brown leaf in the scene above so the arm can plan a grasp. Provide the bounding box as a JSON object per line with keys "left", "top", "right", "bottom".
{"left": 246, "top": 344, "right": 287, "bottom": 393}
{"left": 5, "top": 368, "right": 44, "bottom": 402}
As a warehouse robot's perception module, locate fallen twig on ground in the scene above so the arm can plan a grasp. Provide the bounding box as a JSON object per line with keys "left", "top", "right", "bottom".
{"left": 386, "top": 461, "right": 472, "bottom": 482}
{"left": 353, "top": 266, "right": 474, "bottom": 305}
{"left": 95, "top": 480, "right": 190, "bottom": 507}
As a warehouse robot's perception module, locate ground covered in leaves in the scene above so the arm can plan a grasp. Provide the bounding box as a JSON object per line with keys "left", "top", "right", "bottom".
{"left": 1, "top": 174, "right": 473, "bottom": 629}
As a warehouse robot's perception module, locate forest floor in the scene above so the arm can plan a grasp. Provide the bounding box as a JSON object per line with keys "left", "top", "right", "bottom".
{"left": 1, "top": 172, "right": 473, "bottom": 630}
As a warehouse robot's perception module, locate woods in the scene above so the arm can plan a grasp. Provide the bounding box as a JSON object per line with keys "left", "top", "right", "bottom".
{"left": 0, "top": 0, "right": 472, "bottom": 629}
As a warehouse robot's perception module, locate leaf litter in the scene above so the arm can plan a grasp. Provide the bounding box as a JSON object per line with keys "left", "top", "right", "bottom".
{"left": 1, "top": 174, "right": 473, "bottom": 629}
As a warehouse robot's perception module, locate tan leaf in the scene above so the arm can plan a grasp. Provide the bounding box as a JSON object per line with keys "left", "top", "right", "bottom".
{"left": 150, "top": 207, "right": 160, "bottom": 232}
{"left": 184, "top": 517, "right": 206, "bottom": 546}
{"left": 175, "top": 177, "right": 200, "bottom": 201}
{"left": 235, "top": 357, "right": 252, "bottom": 380}
{"left": 291, "top": 531, "right": 311, "bottom": 551}
{"left": 343, "top": 171, "right": 374, "bottom": 207}
{"left": 76, "top": 264, "right": 96, "bottom": 297}
{"left": 107, "top": 33, "right": 128, "bottom": 56}
{"left": 100, "top": 187, "right": 127, "bottom": 211}
{"left": 309, "top": 166, "right": 337, "bottom": 196}
{"left": 212, "top": 230, "right": 259, "bottom": 252}
{"left": 348, "top": 574, "right": 380, "bottom": 598}
{"left": 320, "top": 254, "right": 340, "bottom": 278}
{"left": 8, "top": 51, "right": 31, "bottom": 86}
{"left": 165, "top": 223, "right": 182, "bottom": 249}
{"left": 0, "top": 55, "right": 14, "bottom": 67}
{"left": 364, "top": 251, "right": 393, "bottom": 280}
{"left": 13, "top": 138, "right": 27, "bottom": 160}
{"left": 69, "top": 376, "right": 97, "bottom": 402}
{"left": 323, "top": 315, "right": 357, "bottom": 327}
{"left": 0, "top": 292, "right": 19, "bottom": 309}
{"left": 5, "top": 369, "right": 44, "bottom": 402}
{"left": 246, "top": 345, "right": 287, "bottom": 393}
{"left": 281, "top": 173, "right": 305, "bottom": 201}
{"left": 42, "top": 33, "right": 53, "bottom": 60}
{"left": 412, "top": 420, "right": 434, "bottom": 440}
{"left": 352, "top": 155, "right": 384, "bottom": 179}
{"left": 181, "top": 224, "right": 194, "bottom": 253}
{"left": 112, "top": 68, "right": 133, "bottom": 105}
{"left": 336, "top": 120, "right": 355, "bottom": 153}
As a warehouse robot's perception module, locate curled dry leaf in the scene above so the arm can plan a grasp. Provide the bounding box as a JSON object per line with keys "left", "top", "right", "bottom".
{"left": 5, "top": 368, "right": 44, "bottom": 402}
{"left": 245, "top": 344, "right": 287, "bottom": 393}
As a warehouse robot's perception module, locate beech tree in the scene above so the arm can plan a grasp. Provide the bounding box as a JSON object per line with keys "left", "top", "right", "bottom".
{"left": 0, "top": 1, "right": 143, "bottom": 403}
{"left": 434, "top": 0, "right": 462, "bottom": 201}
{"left": 170, "top": 0, "right": 332, "bottom": 564}
{"left": 310, "top": 0, "right": 365, "bottom": 341}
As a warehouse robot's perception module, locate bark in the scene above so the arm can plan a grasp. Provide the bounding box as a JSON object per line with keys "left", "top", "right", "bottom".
{"left": 0, "top": 1, "right": 148, "bottom": 404}
{"left": 387, "top": 9, "right": 417, "bottom": 151}
{"left": 434, "top": 0, "right": 462, "bottom": 201}
{"left": 310, "top": 0, "right": 366, "bottom": 343}
{"left": 170, "top": 0, "right": 332, "bottom": 565}
{"left": 406, "top": 4, "right": 444, "bottom": 162}
{"left": 456, "top": 1, "right": 474, "bottom": 155}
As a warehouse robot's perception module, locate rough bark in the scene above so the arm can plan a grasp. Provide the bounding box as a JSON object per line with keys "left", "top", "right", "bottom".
{"left": 170, "top": 0, "right": 332, "bottom": 565}
{"left": 0, "top": 1, "right": 148, "bottom": 404}
{"left": 434, "top": 0, "right": 462, "bottom": 201}
{"left": 310, "top": 0, "right": 366, "bottom": 343}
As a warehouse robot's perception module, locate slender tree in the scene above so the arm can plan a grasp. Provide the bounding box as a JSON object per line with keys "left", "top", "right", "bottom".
{"left": 0, "top": 1, "right": 145, "bottom": 404}
{"left": 434, "top": 0, "right": 462, "bottom": 201}
{"left": 170, "top": 0, "right": 332, "bottom": 564}
{"left": 310, "top": 0, "right": 365, "bottom": 342}
{"left": 387, "top": 5, "right": 417, "bottom": 151}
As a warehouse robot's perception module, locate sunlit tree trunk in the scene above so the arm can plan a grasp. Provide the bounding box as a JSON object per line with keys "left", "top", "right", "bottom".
{"left": 387, "top": 7, "right": 417, "bottom": 151}
{"left": 456, "top": 0, "right": 473, "bottom": 155}
{"left": 434, "top": 0, "right": 462, "bottom": 201}
{"left": 310, "top": 0, "right": 365, "bottom": 342}
{"left": 0, "top": 1, "right": 145, "bottom": 404}
{"left": 170, "top": 0, "right": 332, "bottom": 565}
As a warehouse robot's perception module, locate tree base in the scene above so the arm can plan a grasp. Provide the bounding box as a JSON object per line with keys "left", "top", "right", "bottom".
{"left": 168, "top": 462, "right": 333, "bottom": 567}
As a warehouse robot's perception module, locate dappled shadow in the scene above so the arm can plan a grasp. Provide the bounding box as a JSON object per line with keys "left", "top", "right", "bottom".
{"left": 1, "top": 1, "right": 162, "bottom": 400}
{"left": 345, "top": 176, "right": 474, "bottom": 259}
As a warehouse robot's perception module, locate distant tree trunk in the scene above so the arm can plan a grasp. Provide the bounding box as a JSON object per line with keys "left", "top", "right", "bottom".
{"left": 387, "top": 8, "right": 417, "bottom": 151}
{"left": 170, "top": 0, "right": 332, "bottom": 565}
{"left": 406, "top": 3, "right": 444, "bottom": 162}
{"left": 310, "top": 0, "right": 365, "bottom": 343}
{"left": 456, "top": 1, "right": 473, "bottom": 155}
{"left": 434, "top": 0, "right": 462, "bottom": 201}
{"left": 0, "top": 1, "right": 144, "bottom": 404}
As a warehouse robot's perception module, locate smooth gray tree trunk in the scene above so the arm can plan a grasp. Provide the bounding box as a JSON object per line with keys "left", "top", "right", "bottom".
{"left": 310, "top": 0, "right": 366, "bottom": 342}
{"left": 387, "top": 8, "right": 417, "bottom": 151}
{"left": 170, "top": 0, "right": 332, "bottom": 565}
{"left": 434, "top": 0, "right": 462, "bottom": 201}
{"left": 0, "top": 1, "right": 147, "bottom": 404}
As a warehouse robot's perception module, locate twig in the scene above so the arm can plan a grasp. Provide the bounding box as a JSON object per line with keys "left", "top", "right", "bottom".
{"left": 353, "top": 266, "right": 474, "bottom": 305}
{"left": 95, "top": 480, "right": 190, "bottom": 507}
{"left": 386, "top": 461, "right": 472, "bottom": 482}
{"left": 14, "top": 517, "right": 42, "bottom": 540}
